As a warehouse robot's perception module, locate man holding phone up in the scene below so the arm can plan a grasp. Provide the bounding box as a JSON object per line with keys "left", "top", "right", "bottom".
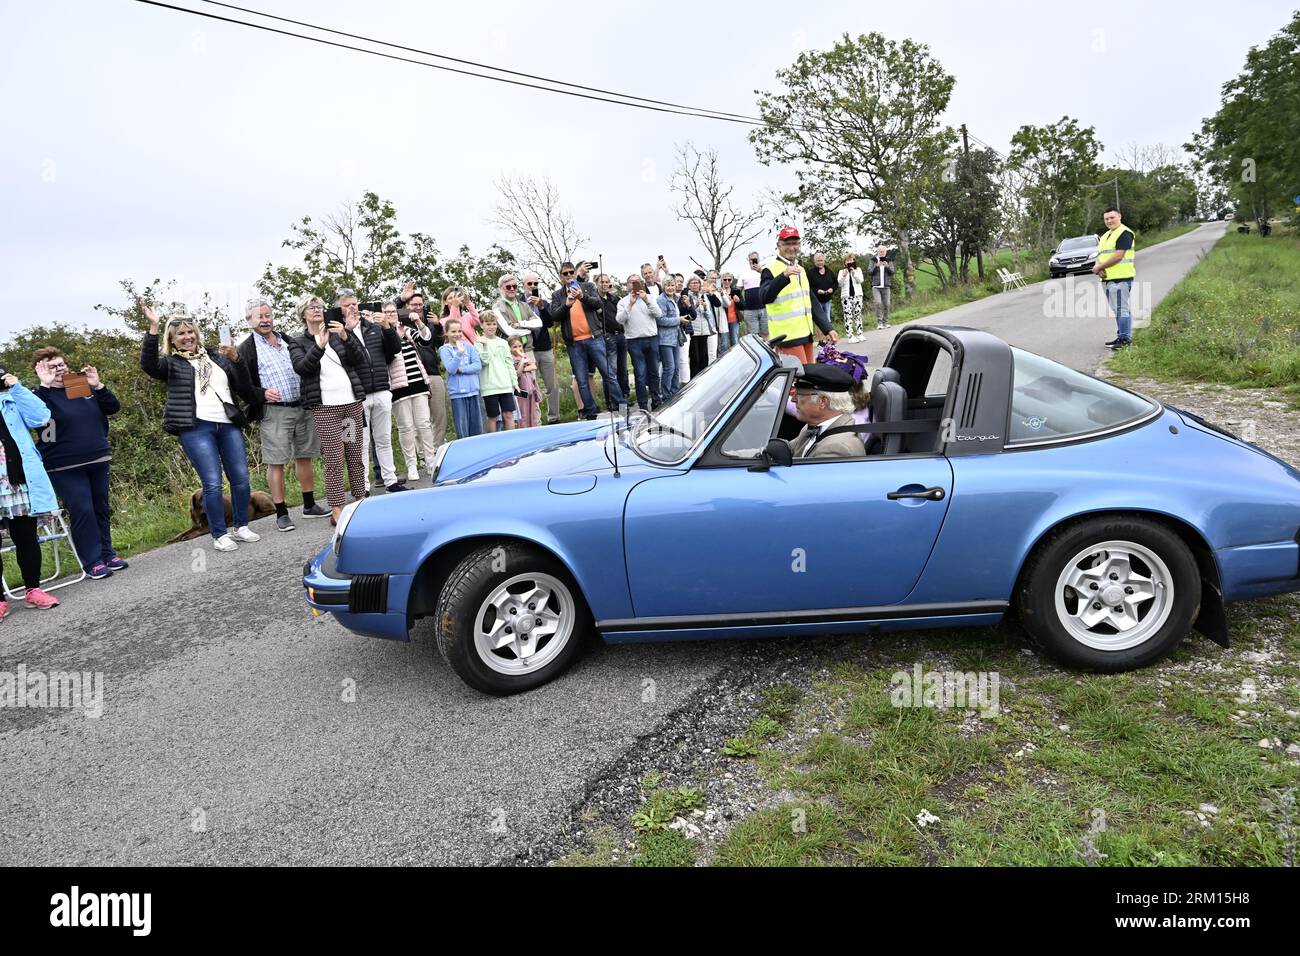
{"left": 238, "top": 297, "right": 328, "bottom": 530}
{"left": 869, "top": 246, "right": 894, "bottom": 330}
{"left": 340, "top": 290, "right": 405, "bottom": 493}
{"left": 549, "top": 261, "right": 624, "bottom": 420}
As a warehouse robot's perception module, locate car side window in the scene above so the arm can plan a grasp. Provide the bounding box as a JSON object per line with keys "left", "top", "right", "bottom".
{"left": 720, "top": 374, "right": 791, "bottom": 459}
{"left": 925, "top": 349, "right": 953, "bottom": 398}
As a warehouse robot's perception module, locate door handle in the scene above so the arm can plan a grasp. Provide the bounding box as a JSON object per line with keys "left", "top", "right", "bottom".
{"left": 887, "top": 486, "right": 945, "bottom": 501}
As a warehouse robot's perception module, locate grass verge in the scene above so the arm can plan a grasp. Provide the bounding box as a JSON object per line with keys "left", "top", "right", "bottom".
{"left": 1109, "top": 229, "right": 1300, "bottom": 401}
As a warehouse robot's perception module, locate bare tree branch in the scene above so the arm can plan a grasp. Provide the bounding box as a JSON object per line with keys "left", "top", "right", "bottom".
{"left": 490, "top": 176, "right": 587, "bottom": 286}
{"left": 670, "top": 142, "right": 766, "bottom": 272}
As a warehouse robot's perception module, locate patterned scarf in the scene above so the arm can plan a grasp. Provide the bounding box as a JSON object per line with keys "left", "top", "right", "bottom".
{"left": 174, "top": 347, "right": 214, "bottom": 394}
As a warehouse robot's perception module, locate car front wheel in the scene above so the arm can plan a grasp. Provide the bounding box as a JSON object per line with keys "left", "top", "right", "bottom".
{"left": 434, "top": 542, "right": 591, "bottom": 694}
{"left": 1018, "top": 516, "right": 1201, "bottom": 671}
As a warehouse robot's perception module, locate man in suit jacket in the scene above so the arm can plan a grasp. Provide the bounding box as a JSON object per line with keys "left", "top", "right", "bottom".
{"left": 789, "top": 364, "right": 865, "bottom": 459}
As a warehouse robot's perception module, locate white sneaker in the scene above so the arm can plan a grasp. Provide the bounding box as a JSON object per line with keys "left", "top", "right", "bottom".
{"left": 231, "top": 526, "right": 260, "bottom": 543}
{"left": 213, "top": 534, "right": 239, "bottom": 552}
{"left": 407, "top": 472, "right": 420, "bottom": 483}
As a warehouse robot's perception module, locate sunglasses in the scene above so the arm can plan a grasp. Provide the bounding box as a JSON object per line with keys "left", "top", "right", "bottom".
{"left": 504, "top": 284, "right": 518, "bottom": 290}
{"left": 560, "top": 270, "right": 575, "bottom": 277}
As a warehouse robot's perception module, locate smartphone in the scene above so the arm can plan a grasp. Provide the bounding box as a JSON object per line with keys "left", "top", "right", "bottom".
{"left": 324, "top": 306, "right": 345, "bottom": 324}
{"left": 219, "top": 324, "right": 233, "bottom": 346}
{"left": 64, "top": 371, "right": 92, "bottom": 399}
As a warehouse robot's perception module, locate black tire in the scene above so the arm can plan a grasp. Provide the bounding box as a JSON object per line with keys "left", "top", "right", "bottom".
{"left": 433, "top": 542, "right": 592, "bottom": 695}
{"left": 1017, "top": 516, "right": 1200, "bottom": 672}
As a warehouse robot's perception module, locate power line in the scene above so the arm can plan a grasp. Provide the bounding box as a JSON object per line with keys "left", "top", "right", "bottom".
{"left": 133, "top": 0, "right": 771, "bottom": 126}
{"left": 198, "top": 0, "right": 764, "bottom": 124}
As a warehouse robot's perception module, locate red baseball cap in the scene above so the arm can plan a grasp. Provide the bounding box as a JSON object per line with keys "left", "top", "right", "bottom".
{"left": 778, "top": 226, "right": 801, "bottom": 241}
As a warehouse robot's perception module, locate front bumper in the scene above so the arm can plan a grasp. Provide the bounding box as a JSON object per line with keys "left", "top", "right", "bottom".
{"left": 1049, "top": 260, "right": 1097, "bottom": 276}
{"left": 302, "top": 543, "right": 413, "bottom": 641}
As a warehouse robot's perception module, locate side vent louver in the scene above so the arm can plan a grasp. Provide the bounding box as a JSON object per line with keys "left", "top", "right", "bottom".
{"left": 960, "top": 372, "right": 983, "bottom": 429}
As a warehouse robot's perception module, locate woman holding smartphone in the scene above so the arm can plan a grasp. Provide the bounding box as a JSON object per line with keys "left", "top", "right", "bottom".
{"left": 139, "top": 301, "right": 260, "bottom": 552}
{"left": 287, "top": 295, "right": 369, "bottom": 526}
{"left": 31, "top": 347, "right": 125, "bottom": 579}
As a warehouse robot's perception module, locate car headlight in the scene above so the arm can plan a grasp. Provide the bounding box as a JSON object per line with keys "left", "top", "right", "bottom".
{"left": 332, "top": 500, "right": 361, "bottom": 555}
{"left": 430, "top": 442, "right": 451, "bottom": 483}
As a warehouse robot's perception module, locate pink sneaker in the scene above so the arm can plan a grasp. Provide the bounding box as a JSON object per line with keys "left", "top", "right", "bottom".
{"left": 0, "top": 600, "right": 9, "bottom": 623}
{"left": 23, "top": 587, "right": 59, "bottom": 610}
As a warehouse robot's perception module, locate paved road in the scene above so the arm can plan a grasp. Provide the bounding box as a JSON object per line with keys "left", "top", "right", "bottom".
{"left": 843, "top": 221, "right": 1227, "bottom": 372}
{"left": 0, "top": 222, "right": 1225, "bottom": 865}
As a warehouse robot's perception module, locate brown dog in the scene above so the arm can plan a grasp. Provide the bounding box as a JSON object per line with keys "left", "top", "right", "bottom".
{"left": 168, "top": 489, "right": 278, "bottom": 543}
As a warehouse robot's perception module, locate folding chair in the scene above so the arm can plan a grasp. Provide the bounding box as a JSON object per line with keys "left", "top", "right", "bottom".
{"left": 0, "top": 509, "right": 86, "bottom": 599}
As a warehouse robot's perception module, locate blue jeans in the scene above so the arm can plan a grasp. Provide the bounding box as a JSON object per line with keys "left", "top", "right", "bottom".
{"left": 568, "top": 337, "right": 625, "bottom": 417}
{"left": 48, "top": 461, "right": 116, "bottom": 571}
{"left": 1104, "top": 279, "right": 1132, "bottom": 340}
{"left": 626, "top": 337, "right": 661, "bottom": 408}
{"left": 719, "top": 323, "right": 738, "bottom": 352}
{"left": 606, "top": 332, "right": 629, "bottom": 399}
{"left": 178, "top": 419, "right": 250, "bottom": 540}
{"left": 811, "top": 295, "right": 831, "bottom": 331}
{"left": 658, "top": 344, "right": 679, "bottom": 397}
{"left": 451, "top": 395, "right": 483, "bottom": 438}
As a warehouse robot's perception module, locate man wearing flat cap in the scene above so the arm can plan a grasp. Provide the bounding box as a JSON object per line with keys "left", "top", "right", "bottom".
{"left": 789, "top": 364, "right": 863, "bottom": 459}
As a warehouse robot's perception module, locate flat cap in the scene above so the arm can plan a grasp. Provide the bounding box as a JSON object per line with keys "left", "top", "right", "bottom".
{"left": 794, "top": 363, "right": 854, "bottom": 392}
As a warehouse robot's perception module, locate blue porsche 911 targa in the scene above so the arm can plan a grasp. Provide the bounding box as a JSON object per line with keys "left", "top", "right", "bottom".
{"left": 304, "top": 327, "right": 1300, "bottom": 694}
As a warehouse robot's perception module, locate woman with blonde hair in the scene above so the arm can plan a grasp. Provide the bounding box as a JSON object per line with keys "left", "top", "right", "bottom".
{"left": 287, "top": 294, "right": 368, "bottom": 526}
{"left": 139, "top": 301, "right": 260, "bottom": 552}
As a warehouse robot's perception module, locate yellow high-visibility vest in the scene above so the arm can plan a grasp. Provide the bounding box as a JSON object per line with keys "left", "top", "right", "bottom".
{"left": 763, "top": 258, "right": 816, "bottom": 342}
{"left": 1098, "top": 225, "right": 1136, "bottom": 280}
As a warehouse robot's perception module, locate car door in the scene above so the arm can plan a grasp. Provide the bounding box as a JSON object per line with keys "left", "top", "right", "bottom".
{"left": 622, "top": 374, "right": 954, "bottom": 619}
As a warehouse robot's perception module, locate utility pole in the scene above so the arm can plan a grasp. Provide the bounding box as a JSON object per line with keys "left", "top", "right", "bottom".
{"left": 960, "top": 125, "right": 985, "bottom": 280}
{"left": 1113, "top": 176, "right": 1120, "bottom": 212}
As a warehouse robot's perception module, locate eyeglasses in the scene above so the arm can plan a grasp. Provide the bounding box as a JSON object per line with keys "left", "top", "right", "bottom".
{"left": 504, "top": 284, "right": 518, "bottom": 290}
{"left": 45, "top": 363, "right": 69, "bottom": 372}
{"left": 560, "top": 270, "right": 575, "bottom": 277}
{"left": 306, "top": 304, "right": 324, "bottom": 310}
{"left": 525, "top": 282, "right": 538, "bottom": 286}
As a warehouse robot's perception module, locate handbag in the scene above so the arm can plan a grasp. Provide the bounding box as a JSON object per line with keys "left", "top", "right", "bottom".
{"left": 222, "top": 400, "right": 249, "bottom": 430}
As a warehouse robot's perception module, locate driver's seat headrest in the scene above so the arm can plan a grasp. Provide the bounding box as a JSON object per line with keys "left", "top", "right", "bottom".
{"left": 870, "top": 367, "right": 901, "bottom": 395}
{"left": 869, "top": 380, "right": 908, "bottom": 456}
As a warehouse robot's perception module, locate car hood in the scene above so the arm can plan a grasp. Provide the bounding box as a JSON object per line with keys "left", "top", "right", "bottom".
{"left": 434, "top": 418, "right": 628, "bottom": 485}
{"left": 1052, "top": 246, "right": 1098, "bottom": 260}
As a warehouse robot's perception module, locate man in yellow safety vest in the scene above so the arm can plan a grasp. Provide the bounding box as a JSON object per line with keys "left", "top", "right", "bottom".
{"left": 756, "top": 226, "right": 837, "bottom": 364}
{"left": 1092, "top": 206, "right": 1136, "bottom": 350}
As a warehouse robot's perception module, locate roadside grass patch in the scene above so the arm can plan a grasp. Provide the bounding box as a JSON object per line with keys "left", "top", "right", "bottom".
{"left": 711, "top": 617, "right": 1300, "bottom": 866}
{"left": 1110, "top": 229, "right": 1300, "bottom": 401}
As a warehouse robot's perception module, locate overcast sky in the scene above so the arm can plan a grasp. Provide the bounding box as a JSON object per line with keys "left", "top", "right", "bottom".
{"left": 1, "top": 0, "right": 1289, "bottom": 335}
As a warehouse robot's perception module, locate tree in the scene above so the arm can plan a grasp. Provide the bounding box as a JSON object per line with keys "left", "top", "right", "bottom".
{"left": 1188, "top": 12, "right": 1300, "bottom": 227}
{"left": 1007, "top": 117, "right": 1103, "bottom": 245}
{"left": 491, "top": 175, "right": 587, "bottom": 285}
{"left": 257, "top": 191, "right": 513, "bottom": 326}
{"left": 750, "top": 32, "right": 956, "bottom": 295}
{"left": 916, "top": 145, "right": 1001, "bottom": 287}
{"left": 669, "top": 142, "right": 766, "bottom": 272}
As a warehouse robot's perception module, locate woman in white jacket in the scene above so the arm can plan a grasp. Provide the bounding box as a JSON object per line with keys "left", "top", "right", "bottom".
{"left": 838, "top": 254, "right": 866, "bottom": 343}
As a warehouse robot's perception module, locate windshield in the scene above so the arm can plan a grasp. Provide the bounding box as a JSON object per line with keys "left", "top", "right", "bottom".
{"left": 1009, "top": 348, "right": 1158, "bottom": 444}
{"left": 631, "top": 344, "right": 759, "bottom": 463}
{"left": 1057, "top": 237, "right": 1098, "bottom": 252}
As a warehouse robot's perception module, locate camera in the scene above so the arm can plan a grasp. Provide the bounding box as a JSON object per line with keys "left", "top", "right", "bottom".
{"left": 0, "top": 365, "right": 7, "bottom": 389}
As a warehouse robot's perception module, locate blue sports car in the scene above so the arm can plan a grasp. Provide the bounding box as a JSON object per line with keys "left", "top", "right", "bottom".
{"left": 303, "top": 327, "right": 1300, "bottom": 695}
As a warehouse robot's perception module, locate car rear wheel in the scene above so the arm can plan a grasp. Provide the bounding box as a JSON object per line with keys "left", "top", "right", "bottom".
{"left": 1018, "top": 516, "right": 1200, "bottom": 671}
{"left": 434, "top": 542, "right": 591, "bottom": 695}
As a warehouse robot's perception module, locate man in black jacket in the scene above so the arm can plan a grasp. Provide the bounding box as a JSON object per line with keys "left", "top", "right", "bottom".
{"left": 596, "top": 273, "right": 628, "bottom": 406}
{"left": 239, "top": 297, "right": 327, "bottom": 529}
{"left": 339, "top": 289, "right": 405, "bottom": 493}
{"left": 549, "top": 261, "right": 624, "bottom": 419}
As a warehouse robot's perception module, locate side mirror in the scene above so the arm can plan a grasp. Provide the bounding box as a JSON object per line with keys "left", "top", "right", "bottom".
{"left": 749, "top": 438, "right": 793, "bottom": 472}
